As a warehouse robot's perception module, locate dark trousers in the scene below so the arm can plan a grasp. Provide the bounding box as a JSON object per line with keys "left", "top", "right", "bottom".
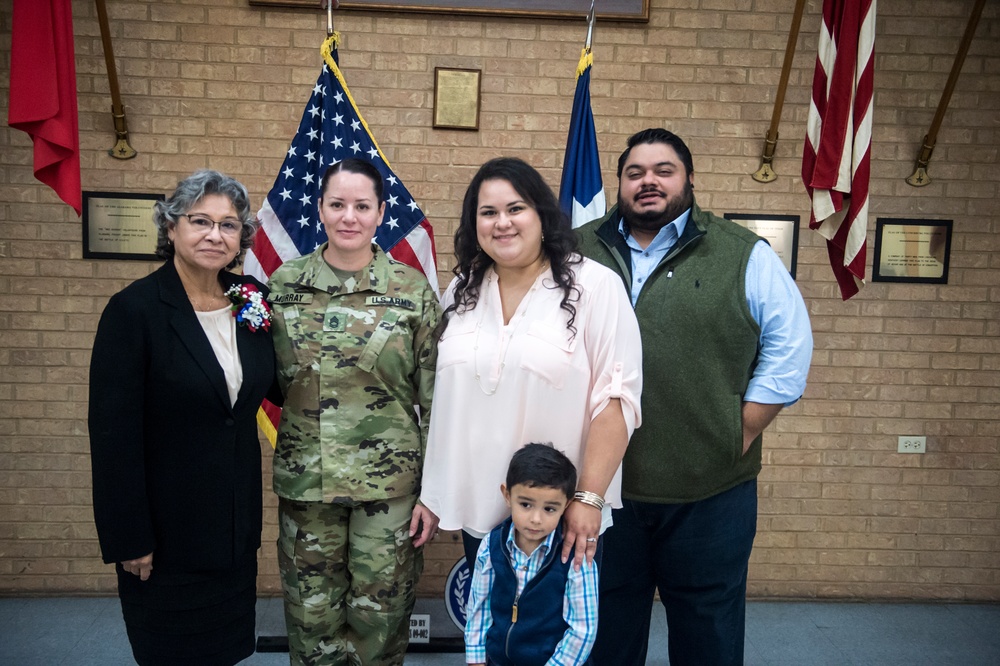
{"left": 591, "top": 479, "right": 757, "bottom": 666}
{"left": 461, "top": 530, "right": 483, "bottom": 571}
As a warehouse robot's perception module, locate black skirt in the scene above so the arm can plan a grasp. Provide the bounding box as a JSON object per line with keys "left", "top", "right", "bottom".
{"left": 116, "top": 556, "right": 257, "bottom": 666}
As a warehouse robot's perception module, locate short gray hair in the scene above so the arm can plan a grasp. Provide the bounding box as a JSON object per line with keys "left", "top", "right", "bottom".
{"left": 153, "top": 170, "right": 258, "bottom": 269}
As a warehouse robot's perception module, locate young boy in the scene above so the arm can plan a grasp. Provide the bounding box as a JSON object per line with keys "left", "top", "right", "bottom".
{"left": 464, "top": 443, "right": 599, "bottom": 666}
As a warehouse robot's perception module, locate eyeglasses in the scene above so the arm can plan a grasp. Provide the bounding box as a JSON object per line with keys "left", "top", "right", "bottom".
{"left": 181, "top": 214, "right": 243, "bottom": 237}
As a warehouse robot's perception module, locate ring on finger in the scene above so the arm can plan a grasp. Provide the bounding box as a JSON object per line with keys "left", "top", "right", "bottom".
{"left": 585, "top": 537, "right": 597, "bottom": 543}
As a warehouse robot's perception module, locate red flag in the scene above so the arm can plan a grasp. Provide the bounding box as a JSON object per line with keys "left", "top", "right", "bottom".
{"left": 8, "top": 0, "right": 81, "bottom": 216}
{"left": 245, "top": 34, "right": 439, "bottom": 445}
{"left": 802, "top": 0, "right": 876, "bottom": 300}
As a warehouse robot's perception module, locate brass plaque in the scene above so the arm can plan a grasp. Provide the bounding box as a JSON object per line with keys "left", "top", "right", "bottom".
{"left": 872, "top": 219, "right": 952, "bottom": 283}
{"left": 724, "top": 214, "right": 800, "bottom": 278}
{"left": 433, "top": 68, "right": 481, "bottom": 131}
{"left": 83, "top": 191, "right": 163, "bottom": 260}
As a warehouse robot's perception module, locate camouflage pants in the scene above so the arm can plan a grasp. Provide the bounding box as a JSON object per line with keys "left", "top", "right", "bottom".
{"left": 277, "top": 495, "right": 422, "bottom": 666}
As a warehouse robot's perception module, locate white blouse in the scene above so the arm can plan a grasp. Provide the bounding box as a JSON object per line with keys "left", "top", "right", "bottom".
{"left": 196, "top": 307, "right": 243, "bottom": 407}
{"left": 420, "top": 257, "right": 643, "bottom": 535}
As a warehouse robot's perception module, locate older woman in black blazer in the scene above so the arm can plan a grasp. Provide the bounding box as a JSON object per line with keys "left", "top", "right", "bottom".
{"left": 89, "top": 170, "right": 276, "bottom": 665}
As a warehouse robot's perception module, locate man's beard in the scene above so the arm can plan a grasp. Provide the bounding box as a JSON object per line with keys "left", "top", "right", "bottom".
{"left": 618, "top": 181, "right": 694, "bottom": 236}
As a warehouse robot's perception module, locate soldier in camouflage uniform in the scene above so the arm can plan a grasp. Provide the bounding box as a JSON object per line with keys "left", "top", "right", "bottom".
{"left": 268, "top": 158, "right": 441, "bottom": 666}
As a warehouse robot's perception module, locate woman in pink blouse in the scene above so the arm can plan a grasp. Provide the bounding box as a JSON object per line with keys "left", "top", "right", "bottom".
{"left": 420, "top": 157, "right": 643, "bottom": 568}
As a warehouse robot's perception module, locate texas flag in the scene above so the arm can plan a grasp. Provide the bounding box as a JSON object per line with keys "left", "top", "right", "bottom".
{"left": 559, "top": 48, "right": 606, "bottom": 228}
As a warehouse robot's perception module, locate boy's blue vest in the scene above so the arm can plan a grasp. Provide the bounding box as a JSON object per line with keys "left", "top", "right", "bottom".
{"left": 485, "top": 517, "right": 572, "bottom": 666}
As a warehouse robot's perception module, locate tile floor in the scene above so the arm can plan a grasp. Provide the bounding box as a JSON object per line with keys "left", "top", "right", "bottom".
{"left": 1, "top": 596, "right": 997, "bottom": 665}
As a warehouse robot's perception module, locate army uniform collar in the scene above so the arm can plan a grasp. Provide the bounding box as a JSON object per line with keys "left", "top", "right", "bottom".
{"left": 301, "top": 242, "right": 391, "bottom": 296}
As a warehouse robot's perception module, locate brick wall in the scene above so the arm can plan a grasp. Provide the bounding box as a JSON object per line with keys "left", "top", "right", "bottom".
{"left": 1, "top": 0, "right": 997, "bottom": 601}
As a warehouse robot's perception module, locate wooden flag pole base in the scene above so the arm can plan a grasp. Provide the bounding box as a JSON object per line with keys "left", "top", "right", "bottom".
{"left": 108, "top": 106, "right": 136, "bottom": 160}
{"left": 905, "top": 138, "right": 934, "bottom": 187}
{"left": 751, "top": 131, "right": 779, "bottom": 183}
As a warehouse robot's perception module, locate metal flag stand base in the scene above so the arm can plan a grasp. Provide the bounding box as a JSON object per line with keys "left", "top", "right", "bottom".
{"left": 254, "top": 635, "right": 464, "bottom": 654}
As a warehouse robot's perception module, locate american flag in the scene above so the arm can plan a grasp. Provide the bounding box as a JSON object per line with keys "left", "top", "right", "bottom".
{"left": 559, "top": 48, "right": 605, "bottom": 228}
{"left": 245, "top": 33, "right": 439, "bottom": 443}
{"left": 802, "top": 0, "right": 876, "bottom": 300}
{"left": 245, "top": 33, "right": 438, "bottom": 291}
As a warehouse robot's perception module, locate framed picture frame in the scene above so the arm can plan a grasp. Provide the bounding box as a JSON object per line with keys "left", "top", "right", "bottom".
{"left": 247, "top": 0, "right": 650, "bottom": 22}
{"left": 724, "top": 213, "right": 800, "bottom": 278}
{"left": 872, "top": 218, "right": 952, "bottom": 284}
{"left": 433, "top": 67, "right": 481, "bottom": 131}
{"left": 82, "top": 191, "right": 164, "bottom": 261}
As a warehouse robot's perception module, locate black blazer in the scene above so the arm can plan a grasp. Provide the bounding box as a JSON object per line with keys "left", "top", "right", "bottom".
{"left": 88, "top": 261, "right": 276, "bottom": 573}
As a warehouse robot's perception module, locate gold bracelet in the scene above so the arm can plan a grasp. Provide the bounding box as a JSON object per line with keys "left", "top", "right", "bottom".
{"left": 573, "top": 490, "right": 605, "bottom": 511}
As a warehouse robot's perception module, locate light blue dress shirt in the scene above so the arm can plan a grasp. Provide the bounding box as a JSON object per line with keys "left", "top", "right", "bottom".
{"left": 619, "top": 210, "right": 812, "bottom": 406}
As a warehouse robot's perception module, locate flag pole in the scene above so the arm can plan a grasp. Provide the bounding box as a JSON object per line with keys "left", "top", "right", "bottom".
{"left": 905, "top": 0, "right": 985, "bottom": 187}
{"left": 585, "top": 0, "right": 596, "bottom": 51}
{"left": 559, "top": 0, "right": 605, "bottom": 228}
{"left": 750, "top": 0, "right": 806, "bottom": 183}
{"left": 94, "top": 0, "right": 136, "bottom": 159}
{"left": 324, "top": 0, "right": 337, "bottom": 37}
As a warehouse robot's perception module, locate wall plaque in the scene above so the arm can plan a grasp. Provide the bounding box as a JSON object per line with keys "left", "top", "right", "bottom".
{"left": 248, "top": 0, "right": 650, "bottom": 22}
{"left": 433, "top": 67, "right": 481, "bottom": 131}
{"left": 724, "top": 213, "right": 800, "bottom": 278}
{"left": 83, "top": 191, "right": 164, "bottom": 261}
{"left": 872, "top": 218, "right": 952, "bottom": 283}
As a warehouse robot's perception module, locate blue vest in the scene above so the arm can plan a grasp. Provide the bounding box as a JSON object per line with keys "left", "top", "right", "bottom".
{"left": 485, "top": 518, "right": 571, "bottom": 666}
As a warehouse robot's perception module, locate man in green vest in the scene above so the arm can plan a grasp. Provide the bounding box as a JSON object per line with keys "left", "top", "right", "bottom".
{"left": 578, "top": 128, "right": 813, "bottom": 665}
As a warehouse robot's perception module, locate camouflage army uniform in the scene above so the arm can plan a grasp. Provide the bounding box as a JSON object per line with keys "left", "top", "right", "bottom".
{"left": 268, "top": 243, "right": 440, "bottom": 666}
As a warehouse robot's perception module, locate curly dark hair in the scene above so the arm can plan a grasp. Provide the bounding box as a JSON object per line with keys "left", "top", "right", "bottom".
{"left": 448, "top": 157, "right": 581, "bottom": 336}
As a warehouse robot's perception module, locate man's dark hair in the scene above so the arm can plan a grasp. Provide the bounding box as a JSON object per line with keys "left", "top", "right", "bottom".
{"left": 616, "top": 128, "right": 695, "bottom": 179}
{"left": 506, "top": 443, "right": 577, "bottom": 500}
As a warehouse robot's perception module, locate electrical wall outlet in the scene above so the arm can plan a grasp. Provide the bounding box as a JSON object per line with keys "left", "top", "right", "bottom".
{"left": 897, "top": 436, "right": 926, "bottom": 454}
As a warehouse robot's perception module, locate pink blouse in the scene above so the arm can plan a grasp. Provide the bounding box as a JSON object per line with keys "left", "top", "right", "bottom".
{"left": 420, "top": 257, "right": 643, "bottom": 535}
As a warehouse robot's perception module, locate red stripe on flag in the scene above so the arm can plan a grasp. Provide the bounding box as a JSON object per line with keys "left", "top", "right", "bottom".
{"left": 250, "top": 228, "right": 282, "bottom": 278}
{"left": 387, "top": 238, "right": 420, "bottom": 271}
{"left": 419, "top": 219, "right": 438, "bottom": 260}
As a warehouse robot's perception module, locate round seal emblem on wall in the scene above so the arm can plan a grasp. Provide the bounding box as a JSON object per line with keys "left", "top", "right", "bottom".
{"left": 445, "top": 556, "right": 471, "bottom": 631}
